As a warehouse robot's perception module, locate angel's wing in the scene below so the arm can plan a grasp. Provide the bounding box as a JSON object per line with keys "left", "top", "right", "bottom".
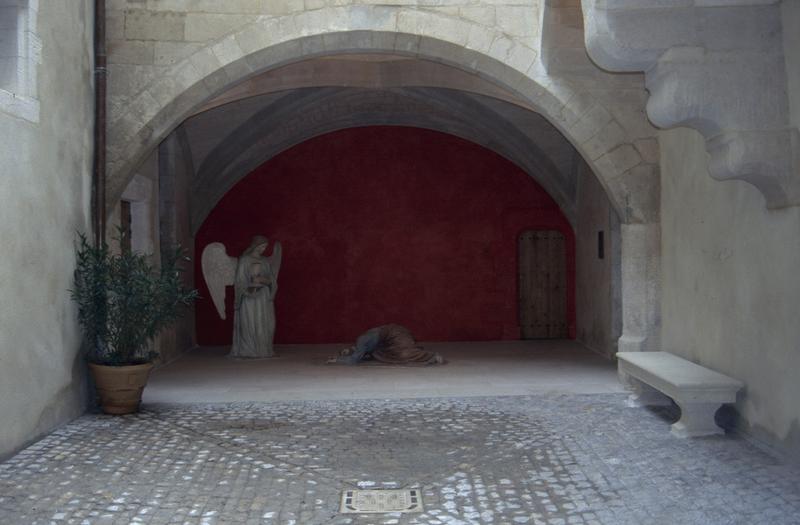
{"left": 201, "top": 242, "right": 237, "bottom": 320}
{"left": 266, "top": 241, "right": 282, "bottom": 281}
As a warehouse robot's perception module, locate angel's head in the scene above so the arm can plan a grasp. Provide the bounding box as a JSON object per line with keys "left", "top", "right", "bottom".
{"left": 245, "top": 235, "right": 269, "bottom": 255}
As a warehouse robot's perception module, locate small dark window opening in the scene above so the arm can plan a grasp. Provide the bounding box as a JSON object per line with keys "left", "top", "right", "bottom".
{"left": 598, "top": 230, "right": 605, "bottom": 259}
{"left": 0, "top": 3, "right": 21, "bottom": 92}
{"left": 0, "top": 0, "right": 30, "bottom": 94}
{"left": 120, "top": 200, "right": 132, "bottom": 253}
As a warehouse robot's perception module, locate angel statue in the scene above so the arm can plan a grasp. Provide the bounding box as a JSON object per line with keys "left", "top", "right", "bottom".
{"left": 201, "top": 235, "right": 282, "bottom": 358}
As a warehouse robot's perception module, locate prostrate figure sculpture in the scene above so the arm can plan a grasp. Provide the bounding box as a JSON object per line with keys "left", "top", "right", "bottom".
{"left": 328, "top": 324, "right": 444, "bottom": 366}
{"left": 201, "top": 235, "right": 282, "bottom": 359}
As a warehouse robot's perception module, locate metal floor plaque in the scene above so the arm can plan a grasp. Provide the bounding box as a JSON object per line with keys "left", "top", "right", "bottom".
{"left": 340, "top": 489, "right": 423, "bottom": 514}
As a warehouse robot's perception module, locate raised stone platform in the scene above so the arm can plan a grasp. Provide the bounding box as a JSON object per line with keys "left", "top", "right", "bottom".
{"left": 617, "top": 351, "right": 744, "bottom": 438}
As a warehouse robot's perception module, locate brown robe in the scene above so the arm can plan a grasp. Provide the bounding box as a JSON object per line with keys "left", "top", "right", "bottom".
{"left": 370, "top": 324, "right": 442, "bottom": 365}
{"left": 333, "top": 324, "right": 443, "bottom": 365}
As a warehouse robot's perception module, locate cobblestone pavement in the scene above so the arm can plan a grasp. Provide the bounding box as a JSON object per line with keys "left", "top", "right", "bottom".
{"left": 1, "top": 394, "right": 799, "bottom": 524}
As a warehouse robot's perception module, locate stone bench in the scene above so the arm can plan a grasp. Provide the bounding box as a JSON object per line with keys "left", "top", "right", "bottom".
{"left": 616, "top": 351, "right": 744, "bottom": 438}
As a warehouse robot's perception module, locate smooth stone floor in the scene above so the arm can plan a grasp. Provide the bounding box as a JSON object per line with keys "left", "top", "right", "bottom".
{"left": 143, "top": 341, "right": 625, "bottom": 405}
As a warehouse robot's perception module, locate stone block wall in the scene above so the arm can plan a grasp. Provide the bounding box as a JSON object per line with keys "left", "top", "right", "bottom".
{"left": 575, "top": 157, "right": 621, "bottom": 358}
{"left": 102, "top": 0, "right": 659, "bottom": 231}
{"left": 105, "top": 0, "right": 544, "bottom": 119}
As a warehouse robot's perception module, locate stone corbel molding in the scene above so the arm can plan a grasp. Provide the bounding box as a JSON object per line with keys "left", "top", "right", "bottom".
{"left": 583, "top": 0, "right": 800, "bottom": 208}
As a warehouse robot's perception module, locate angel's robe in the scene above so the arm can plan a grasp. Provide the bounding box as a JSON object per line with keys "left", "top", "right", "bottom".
{"left": 230, "top": 249, "right": 276, "bottom": 358}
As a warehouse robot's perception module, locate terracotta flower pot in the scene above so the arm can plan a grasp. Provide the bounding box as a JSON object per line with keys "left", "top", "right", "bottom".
{"left": 89, "top": 362, "right": 154, "bottom": 415}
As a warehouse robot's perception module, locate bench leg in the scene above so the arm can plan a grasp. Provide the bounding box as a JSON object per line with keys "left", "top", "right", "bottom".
{"left": 619, "top": 372, "right": 672, "bottom": 408}
{"left": 671, "top": 401, "right": 723, "bottom": 438}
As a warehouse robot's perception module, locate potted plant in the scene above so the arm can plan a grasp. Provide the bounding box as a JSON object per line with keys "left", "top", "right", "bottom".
{"left": 71, "top": 232, "right": 198, "bottom": 414}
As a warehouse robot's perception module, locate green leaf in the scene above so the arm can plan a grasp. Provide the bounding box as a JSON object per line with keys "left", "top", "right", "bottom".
{"left": 70, "top": 230, "right": 198, "bottom": 365}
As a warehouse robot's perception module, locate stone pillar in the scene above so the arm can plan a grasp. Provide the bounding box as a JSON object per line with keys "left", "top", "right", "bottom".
{"left": 157, "top": 127, "right": 196, "bottom": 362}
{"left": 618, "top": 222, "right": 660, "bottom": 353}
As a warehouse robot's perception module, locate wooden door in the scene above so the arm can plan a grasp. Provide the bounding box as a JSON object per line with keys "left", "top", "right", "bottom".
{"left": 519, "top": 230, "right": 567, "bottom": 339}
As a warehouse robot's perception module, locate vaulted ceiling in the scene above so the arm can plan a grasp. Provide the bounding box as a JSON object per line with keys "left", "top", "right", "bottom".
{"left": 178, "top": 56, "right": 584, "bottom": 232}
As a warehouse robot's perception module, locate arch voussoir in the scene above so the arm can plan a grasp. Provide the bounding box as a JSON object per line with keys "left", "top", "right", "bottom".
{"left": 107, "top": 5, "right": 651, "bottom": 228}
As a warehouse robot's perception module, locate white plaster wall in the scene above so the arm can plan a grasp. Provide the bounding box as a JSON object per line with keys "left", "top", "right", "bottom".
{"left": 0, "top": 1, "right": 94, "bottom": 459}
{"left": 660, "top": 127, "right": 800, "bottom": 458}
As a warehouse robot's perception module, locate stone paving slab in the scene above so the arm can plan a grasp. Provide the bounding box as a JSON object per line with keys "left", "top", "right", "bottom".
{"left": 1, "top": 394, "right": 799, "bottom": 524}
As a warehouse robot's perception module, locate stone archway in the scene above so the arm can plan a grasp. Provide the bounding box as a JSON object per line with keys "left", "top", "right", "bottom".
{"left": 107, "top": 11, "right": 661, "bottom": 352}
{"left": 108, "top": 14, "right": 656, "bottom": 223}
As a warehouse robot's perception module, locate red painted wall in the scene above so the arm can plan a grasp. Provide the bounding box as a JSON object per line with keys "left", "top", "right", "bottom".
{"left": 195, "top": 126, "right": 575, "bottom": 344}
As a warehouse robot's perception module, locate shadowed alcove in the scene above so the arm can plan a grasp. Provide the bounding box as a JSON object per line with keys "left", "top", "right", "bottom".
{"left": 194, "top": 126, "right": 578, "bottom": 344}
{"left": 115, "top": 54, "right": 623, "bottom": 377}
